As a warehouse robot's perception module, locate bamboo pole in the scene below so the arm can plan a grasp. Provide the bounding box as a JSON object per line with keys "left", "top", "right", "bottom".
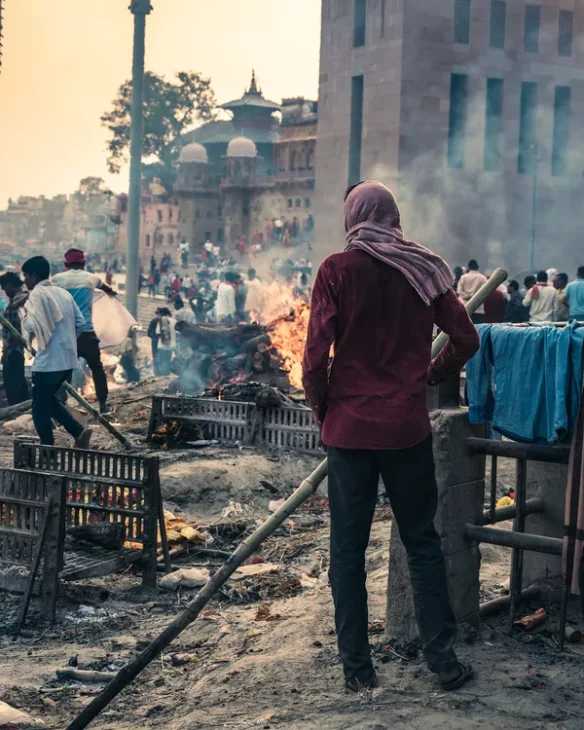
{"left": 0, "top": 312, "right": 132, "bottom": 450}
{"left": 66, "top": 266, "right": 508, "bottom": 730}
{"left": 431, "top": 267, "right": 507, "bottom": 358}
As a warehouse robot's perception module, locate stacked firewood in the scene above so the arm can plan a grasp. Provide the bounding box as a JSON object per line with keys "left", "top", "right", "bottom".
{"left": 175, "top": 322, "right": 287, "bottom": 391}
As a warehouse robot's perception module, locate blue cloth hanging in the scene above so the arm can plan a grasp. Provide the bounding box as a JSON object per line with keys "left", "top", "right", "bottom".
{"left": 466, "top": 323, "right": 584, "bottom": 444}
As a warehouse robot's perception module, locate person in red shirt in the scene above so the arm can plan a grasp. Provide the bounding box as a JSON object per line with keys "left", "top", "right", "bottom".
{"left": 483, "top": 280, "right": 507, "bottom": 323}
{"left": 302, "top": 181, "right": 479, "bottom": 694}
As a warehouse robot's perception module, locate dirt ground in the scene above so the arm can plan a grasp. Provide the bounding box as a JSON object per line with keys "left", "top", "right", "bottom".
{"left": 1, "top": 380, "right": 584, "bottom": 729}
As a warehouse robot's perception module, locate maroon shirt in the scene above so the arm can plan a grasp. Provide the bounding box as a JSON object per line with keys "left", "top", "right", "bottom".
{"left": 302, "top": 250, "right": 480, "bottom": 450}
{"left": 483, "top": 288, "right": 507, "bottom": 324}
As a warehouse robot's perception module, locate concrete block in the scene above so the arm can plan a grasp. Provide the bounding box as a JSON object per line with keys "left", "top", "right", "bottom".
{"left": 522, "top": 461, "right": 567, "bottom": 590}
{"left": 445, "top": 546, "right": 481, "bottom": 621}
{"left": 386, "top": 525, "right": 417, "bottom": 641}
{"left": 431, "top": 409, "right": 486, "bottom": 488}
{"left": 435, "top": 479, "right": 485, "bottom": 556}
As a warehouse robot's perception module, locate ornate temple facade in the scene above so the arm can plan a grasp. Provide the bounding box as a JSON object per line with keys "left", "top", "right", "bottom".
{"left": 175, "top": 72, "right": 317, "bottom": 252}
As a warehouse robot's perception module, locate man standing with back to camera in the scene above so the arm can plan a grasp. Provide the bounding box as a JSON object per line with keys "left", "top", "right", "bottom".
{"left": 303, "top": 181, "right": 480, "bottom": 693}
{"left": 52, "top": 248, "right": 116, "bottom": 414}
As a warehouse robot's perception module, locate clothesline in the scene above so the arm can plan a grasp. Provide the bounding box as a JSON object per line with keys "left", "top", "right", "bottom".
{"left": 491, "top": 322, "right": 584, "bottom": 328}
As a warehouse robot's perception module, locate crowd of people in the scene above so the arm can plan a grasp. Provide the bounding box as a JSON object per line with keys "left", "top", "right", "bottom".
{"left": 145, "top": 262, "right": 311, "bottom": 376}
{"left": 454, "top": 260, "right": 584, "bottom": 325}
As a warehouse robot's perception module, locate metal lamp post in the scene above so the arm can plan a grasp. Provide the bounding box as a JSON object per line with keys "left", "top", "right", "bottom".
{"left": 529, "top": 142, "right": 539, "bottom": 272}
{"left": 126, "top": 0, "right": 152, "bottom": 317}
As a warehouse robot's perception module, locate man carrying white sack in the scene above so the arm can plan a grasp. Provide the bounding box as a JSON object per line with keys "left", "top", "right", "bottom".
{"left": 22, "top": 256, "right": 92, "bottom": 448}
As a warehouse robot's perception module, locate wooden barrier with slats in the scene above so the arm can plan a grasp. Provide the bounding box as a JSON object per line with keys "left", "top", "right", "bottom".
{"left": 0, "top": 468, "right": 64, "bottom": 620}
{"left": 13, "top": 440, "right": 163, "bottom": 587}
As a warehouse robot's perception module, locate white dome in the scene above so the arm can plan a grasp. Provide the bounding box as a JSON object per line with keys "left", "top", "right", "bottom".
{"left": 178, "top": 143, "right": 208, "bottom": 164}
{"left": 226, "top": 136, "right": 257, "bottom": 158}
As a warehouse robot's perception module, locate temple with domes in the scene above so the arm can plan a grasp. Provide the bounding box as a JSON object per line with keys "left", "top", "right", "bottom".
{"left": 174, "top": 71, "right": 317, "bottom": 251}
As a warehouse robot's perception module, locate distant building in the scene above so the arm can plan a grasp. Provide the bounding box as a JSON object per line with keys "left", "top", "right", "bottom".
{"left": 314, "top": 0, "right": 584, "bottom": 273}
{"left": 0, "top": 188, "right": 116, "bottom": 264}
{"left": 114, "top": 183, "right": 179, "bottom": 268}
{"left": 175, "top": 72, "right": 317, "bottom": 252}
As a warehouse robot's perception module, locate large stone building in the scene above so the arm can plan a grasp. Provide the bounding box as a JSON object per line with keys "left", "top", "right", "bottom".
{"left": 315, "top": 0, "right": 584, "bottom": 274}
{"left": 175, "top": 72, "right": 317, "bottom": 252}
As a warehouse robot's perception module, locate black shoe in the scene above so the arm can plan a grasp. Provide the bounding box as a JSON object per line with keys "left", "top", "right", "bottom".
{"left": 74, "top": 428, "right": 93, "bottom": 450}
{"left": 346, "top": 672, "right": 379, "bottom": 693}
{"left": 437, "top": 662, "right": 474, "bottom": 691}
{"left": 99, "top": 403, "right": 112, "bottom": 415}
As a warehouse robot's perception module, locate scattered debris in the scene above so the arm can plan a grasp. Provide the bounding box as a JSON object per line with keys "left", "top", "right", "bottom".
{"left": 70, "top": 522, "right": 126, "bottom": 551}
{"left": 3, "top": 413, "right": 35, "bottom": 433}
{"left": 56, "top": 669, "right": 117, "bottom": 684}
{"left": 255, "top": 603, "right": 290, "bottom": 622}
{"left": 0, "top": 700, "right": 44, "bottom": 727}
{"left": 220, "top": 571, "right": 302, "bottom": 605}
{"left": 233, "top": 563, "right": 282, "bottom": 579}
{"left": 259, "top": 479, "right": 278, "bottom": 494}
{"left": 159, "top": 567, "right": 211, "bottom": 591}
{"left": 564, "top": 625, "right": 582, "bottom": 643}
{"left": 168, "top": 652, "right": 200, "bottom": 667}
{"left": 514, "top": 608, "right": 547, "bottom": 631}
{"left": 187, "top": 439, "right": 221, "bottom": 448}
{"left": 268, "top": 499, "right": 286, "bottom": 512}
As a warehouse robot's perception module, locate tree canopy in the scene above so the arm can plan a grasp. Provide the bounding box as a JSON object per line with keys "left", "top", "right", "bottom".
{"left": 101, "top": 71, "right": 217, "bottom": 191}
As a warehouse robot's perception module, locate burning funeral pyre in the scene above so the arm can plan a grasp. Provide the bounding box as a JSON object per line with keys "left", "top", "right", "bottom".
{"left": 174, "top": 303, "right": 310, "bottom": 394}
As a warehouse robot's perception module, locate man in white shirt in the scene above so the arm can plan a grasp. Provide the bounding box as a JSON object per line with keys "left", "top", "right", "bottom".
{"left": 457, "top": 260, "right": 487, "bottom": 324}
{"left": 523, "top": 270, "right": 559, "bottom": 323}
{"left": 22, "top": 256, "right": 92, "bottom": 448}
{"left": 52, "top": 248, "right": 116, "bottom": 414}
{"left": 174, "top": 297, "right": 196, "bottom": 325}
{"left": 216, "top": 272, "right": 236, "bottom": 323}
{"left": 245, "top": 268, "right": 264, "bottom": 322}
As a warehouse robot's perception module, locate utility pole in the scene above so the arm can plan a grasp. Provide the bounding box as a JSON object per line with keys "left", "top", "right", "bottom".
{"left": 126, "top": 0, "right": 152, "bottom": 317}
{"left": 529, "top": 142, "right": 539, "bottom": 272}
{"left": 0, "top": 0, "right": 5, "bottom": 74}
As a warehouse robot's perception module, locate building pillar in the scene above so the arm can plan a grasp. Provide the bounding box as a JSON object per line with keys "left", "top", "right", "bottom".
{"left": 386, "top": 396, "right": 486, "bottom": 641}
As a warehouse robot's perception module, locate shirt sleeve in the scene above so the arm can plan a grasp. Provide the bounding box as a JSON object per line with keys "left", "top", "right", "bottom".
{"left": 302, "top": 260, "right": 338, "bottom": 425}
{"left": 51, "top": 273, "right": 65, "bottom": 288}
{"left": 522, "top": 292, "right": 532, "bottom": 308}
{"left": 73, "top": 299, "right": 86, "bottom": 336}
{"left": 428, "top": 289, "right": 480, "bottom": 385}
{"left": 552, "top": 290, "right": 560, "bottom": 320}
{"left": 456, "top": 276, "right": 468, "bottom": 301}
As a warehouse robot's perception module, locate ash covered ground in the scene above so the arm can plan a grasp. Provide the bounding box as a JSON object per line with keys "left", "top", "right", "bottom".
{"left": 0, "top": 378, "right": 583, "bottom": 730}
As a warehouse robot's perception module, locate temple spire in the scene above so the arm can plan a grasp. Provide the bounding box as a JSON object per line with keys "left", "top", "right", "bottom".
{"left": 248, "top": 69, "right": 260, "bottom": 95}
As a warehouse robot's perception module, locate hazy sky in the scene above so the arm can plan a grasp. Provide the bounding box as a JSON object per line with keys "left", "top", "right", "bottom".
{"left": 0, "top": 0, "right": 321, "bottom": 207}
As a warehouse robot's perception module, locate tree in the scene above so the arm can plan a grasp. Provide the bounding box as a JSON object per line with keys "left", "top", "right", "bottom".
{"left": 76, "top": 177, "right": 113, "bottom": 201}
{"left": 101, "top": 71, "right": 217, "bottom": 191}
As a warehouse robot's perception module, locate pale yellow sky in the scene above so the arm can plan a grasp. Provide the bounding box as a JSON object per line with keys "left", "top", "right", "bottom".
{"left": 0, "top": 0, "right": 321, "bottom": 207}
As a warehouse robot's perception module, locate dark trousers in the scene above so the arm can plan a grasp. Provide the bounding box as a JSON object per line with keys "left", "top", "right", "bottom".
{"left": 156, "top": 349, "right": 173, "bottom": 376}
{"left": 77, "top": 331, "right": 108, "bottom": 406}
{"left": 327, "top": 435, "right": 458, "bottom": 682}
{"left": 2, "top": 350, "right": 29, "bottom": 405}
{"left": 120, "top": 354, "right": 140, "bottom": 383}
{"left": 32, "top": 370, "right": 83, "bottom": 445}
{"left": 151, "top": 341, "right": 159, "bottom": 375}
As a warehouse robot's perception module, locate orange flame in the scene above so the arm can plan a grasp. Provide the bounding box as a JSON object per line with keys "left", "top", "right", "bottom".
{"left": 267, "top": 302, "right": 310, "bottom": 389}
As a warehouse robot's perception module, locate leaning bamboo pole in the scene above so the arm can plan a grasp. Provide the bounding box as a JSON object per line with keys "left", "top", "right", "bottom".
{"left": 0, "top": 311, "right": 132, "bottom": 449}
{"left": 66, "top": 267, "right": 508, "bottom": 730}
